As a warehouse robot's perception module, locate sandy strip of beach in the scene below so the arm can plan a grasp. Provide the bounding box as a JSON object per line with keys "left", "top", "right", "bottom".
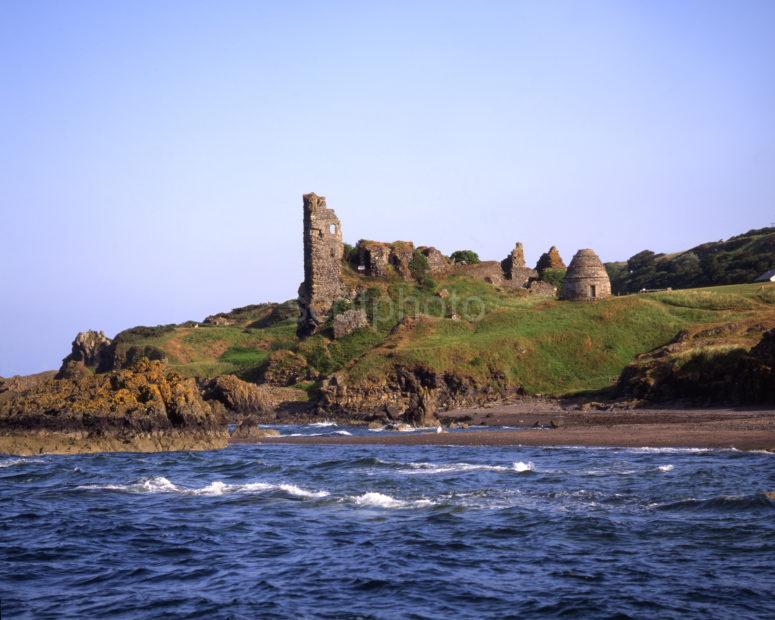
{"left": 246, "top": 408, "right": 775, "bottom": 451}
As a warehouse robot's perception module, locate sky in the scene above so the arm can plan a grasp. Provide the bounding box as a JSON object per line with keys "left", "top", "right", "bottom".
{"left": 1, "top": 1, "right": 774, "bottom": 376}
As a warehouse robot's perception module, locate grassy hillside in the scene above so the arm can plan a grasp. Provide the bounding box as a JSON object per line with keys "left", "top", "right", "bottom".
{"left": 112, "top": 302, "right": 298, "bottom": 380}
{"left": 339, "top": 282, "right": 775, "bottom": 394}
{"left": 111, "top": 274, "right": 775, "bottom": 397}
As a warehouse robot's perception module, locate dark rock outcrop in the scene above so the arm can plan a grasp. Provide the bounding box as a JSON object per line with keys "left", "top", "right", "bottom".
{"left": 616, "top": 325, "right": 775, "bottom": 405}
{"left": 57, "top": 330, "right": 113, "bottom": 378}
{"left": 230, "top": 416, "right": 281, "bottom": 441}
{"left": 0, "top": 359, "right": 227, "bottom": 455}
{"left": 202, "top": 374, "right": 309, "bottom": 417}
{"left": 202, "top": 374, "right": 272, "bottom": 414}
{"left": 259, "top": 350, "right": 309, "bottom": 386}
{"left": 319, "top": 364, "right": 515, "bottom": 427}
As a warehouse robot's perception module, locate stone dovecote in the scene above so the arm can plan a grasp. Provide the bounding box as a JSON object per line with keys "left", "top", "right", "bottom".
{"left": 560, "top": 249, "right": 611, "bottom": 301}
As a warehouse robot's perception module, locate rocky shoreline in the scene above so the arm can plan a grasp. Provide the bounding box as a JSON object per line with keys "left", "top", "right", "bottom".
{"left": 0, "top": 359, "right": 228, "bottom": 456}
{"left": 2, "top": 321, "right": 774, "bottom": 456}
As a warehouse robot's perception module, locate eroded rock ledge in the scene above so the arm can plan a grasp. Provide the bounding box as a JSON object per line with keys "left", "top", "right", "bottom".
{"left": 0, "top": 359, "right": 227, "bottom": 455}
{"left": 319, "top": 364, "right": 520, "bottom": 426}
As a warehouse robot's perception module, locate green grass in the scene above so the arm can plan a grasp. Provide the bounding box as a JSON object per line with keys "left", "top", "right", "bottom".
{"left": 109, "top": 279, "right": 775, "bottom": 394}
{"left": 343, "top": 282, "right": 775, "bottom": 394}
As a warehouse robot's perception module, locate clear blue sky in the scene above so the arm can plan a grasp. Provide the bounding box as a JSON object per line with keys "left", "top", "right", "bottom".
{"left": 1, "top": 1, "right": 774, "bottom": 376}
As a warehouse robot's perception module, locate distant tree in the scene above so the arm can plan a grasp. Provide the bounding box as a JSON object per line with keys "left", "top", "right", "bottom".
{"left": 450, "top": 250, "right": 480, "bottom": 265}
{"left": 666, "top": 252, "right": 702, "bottom": 288}
{"left": 342, "top": 242, "right": 358, "bottom": 266}
{"left": 604, "top": 262, "right": 628, "bottom": 294}
{"left": 627, "top": 250, "right": 657, "bottom": 273}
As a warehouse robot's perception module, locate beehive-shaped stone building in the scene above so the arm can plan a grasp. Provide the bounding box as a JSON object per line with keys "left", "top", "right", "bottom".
{"left": 560, "top": 249, "right": 611, "bottom": 301}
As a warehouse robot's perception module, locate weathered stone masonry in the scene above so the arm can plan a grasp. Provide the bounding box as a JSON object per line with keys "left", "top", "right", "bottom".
{"left": 560, "top": 249, "right": 611, "bottom": 301}
{"left": 297, "top": 193, "right": 343, "bottom": 336}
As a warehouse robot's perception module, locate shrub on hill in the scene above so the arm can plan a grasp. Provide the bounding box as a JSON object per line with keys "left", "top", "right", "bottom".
{"left": 450, "top": 250, "right": 480, "bottom": 265}
{"left": 540, "top": 268, "right": 566, "bottom": 290}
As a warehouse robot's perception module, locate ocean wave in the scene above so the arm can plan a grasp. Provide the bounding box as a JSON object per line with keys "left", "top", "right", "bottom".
{"left": 657, "top": 464, "right": 674, "bottom": 472}
{"left": 309, "top": 421, "right": 337, "bottom": 427}
{"left": 77, "top": 477, "right": 329, "bottom": 498}
{"left": 396, "top": 460, "right": 535, "bottom": 475}
{"left": 582, "top": 468, "right": 637, "bottom": 477}
{"left": 284, "top": 430, "right": 352, "bottom": 437}
{"left": 0, "top": 458, "right": 45, "bottom": 468}
{"left": 652, "top": 493, "right": 774, "bottom": 512}
{"left": 349, "top": 492, "right": 435, "bottom": 509}
{"left": 401, "top": 462, "right": 509, "bottom": 475}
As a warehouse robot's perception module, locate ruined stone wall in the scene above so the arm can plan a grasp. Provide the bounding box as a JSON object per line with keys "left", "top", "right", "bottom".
{"left": 501, "top": 242, "right": 538, "bottom": 286}
{"left": 418, "top": 246, "right": 450, "bottom": 274}
{"left": 536, "top": 246, "right": 566, "bottom": 273}
{"left": 356, "top": 240, "right": 416, "bottom": 280}
{"left": 298, "top": 193, "right": 343, "bottom": 336}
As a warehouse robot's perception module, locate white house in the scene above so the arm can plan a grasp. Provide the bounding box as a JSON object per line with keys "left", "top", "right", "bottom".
{"left": 755, "top": 269, "right": 775, "bottom": 283}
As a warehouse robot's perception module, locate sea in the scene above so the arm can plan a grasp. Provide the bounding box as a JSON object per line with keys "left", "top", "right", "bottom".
{"left": 1, "top": 423, "right": 774, "bottom": 619}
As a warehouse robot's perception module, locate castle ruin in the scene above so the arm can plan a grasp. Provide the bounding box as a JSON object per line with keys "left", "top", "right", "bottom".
{"left": 297, "top": 193, "right": 343, "bottom": 336}
{"left": 296, "top": 193, "right": 607, "bottom": 337}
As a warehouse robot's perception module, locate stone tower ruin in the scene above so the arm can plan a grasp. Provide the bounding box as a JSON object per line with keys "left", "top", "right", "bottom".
{"left": 501, "top": 242, "right": 537, "bottom": 286}
{"left": 297, "top": 193, "right": 343, "bottom": 336}
{"left": 560, "top": 249, "right": 611, "bottom": 301}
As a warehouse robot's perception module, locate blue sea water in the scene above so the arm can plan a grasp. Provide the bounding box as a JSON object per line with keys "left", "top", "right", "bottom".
{"left": 1, "top": 428, "right": 774, "bottom": 619}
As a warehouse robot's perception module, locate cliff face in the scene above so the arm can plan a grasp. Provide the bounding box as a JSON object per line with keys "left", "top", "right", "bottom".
{"left": 616, "top": 322, "right": 775, "bottom": 405}
{"left": 320, "top": 363, "right": 515, "bottom": 427}
{"left": 0, "top": 359, "right": 228, "bottom": 455}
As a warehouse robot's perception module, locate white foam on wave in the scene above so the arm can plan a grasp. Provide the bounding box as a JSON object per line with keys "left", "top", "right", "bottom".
{"left": 309, "top": 421, "right": 337, "bottom": 428}
{"left": 77, "top": 477, "right": 329, "bottom": 498}
{"left": 401, "top": 462, "right": 507, "bottom": 474}
{"left": 350, "top": 492, "right": 435, "bottom": 509}
{"left": 582, "top": 467, "right": 637, "bottom": 476}
{"left": 657, "top": 464, "right": 674, "bottom": 472}
{"left": 277, "top": 483, "right": 330, "bottom": 498}
{"left": 334, "top": 430, "right": 352, "bottom": 436}
{"left": 0, "top": 457, "right": 45, "bottom": 468}
{"left": 627, "top": 447, "right": 713, "bottom": 454}
{"left": 397, "top": 460, "right": 535, "bottom": 475}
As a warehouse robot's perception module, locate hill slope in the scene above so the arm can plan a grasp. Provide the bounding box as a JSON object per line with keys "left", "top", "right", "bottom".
{"left": 104, "top": 275, "right": 775, "bottom": 419}
{"left": 606, "top": 227, "right": 775, "bottom": 293}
